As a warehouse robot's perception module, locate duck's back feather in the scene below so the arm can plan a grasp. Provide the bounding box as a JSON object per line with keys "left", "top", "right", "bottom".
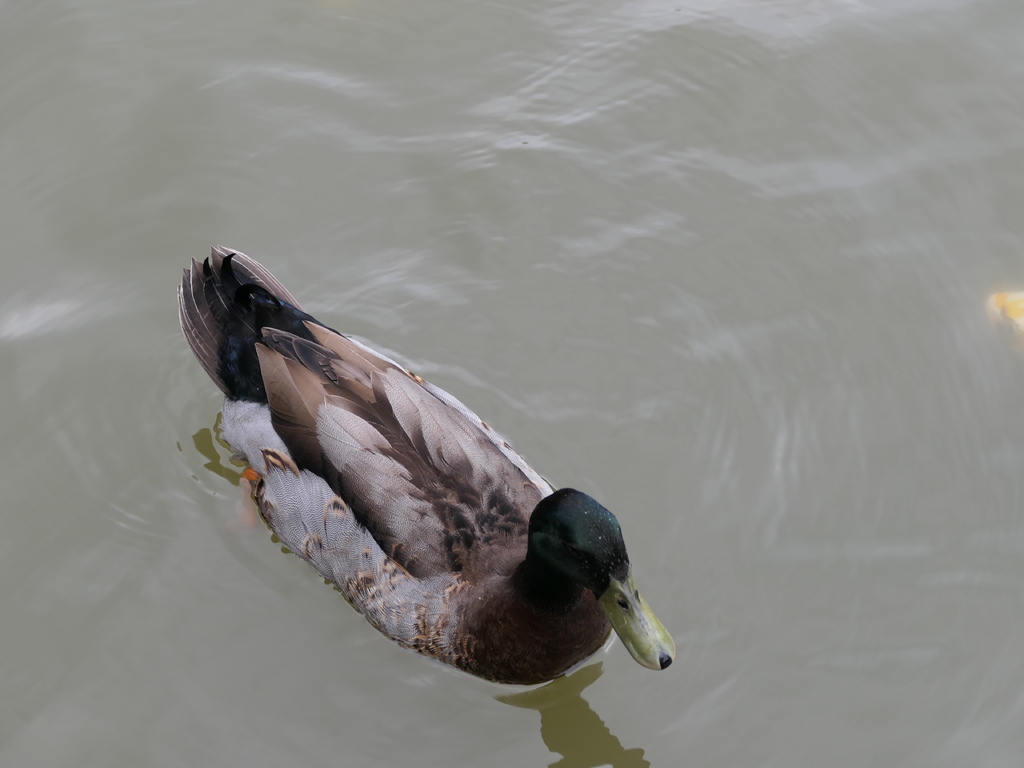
{"left": 180, "top": 247, "right": 554, "bottom": 582}
{"left": 256, "top": 324, "right": 548, "bottom": 581}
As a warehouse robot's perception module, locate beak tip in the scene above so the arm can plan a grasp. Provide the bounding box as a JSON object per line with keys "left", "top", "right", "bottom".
{"left": 658, "top": 652, "right": 673, "bottom": 670}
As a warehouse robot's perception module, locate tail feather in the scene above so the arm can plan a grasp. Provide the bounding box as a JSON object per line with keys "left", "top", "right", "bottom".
{"left": 178, "top": 247, "right": 317, "bottom": 401}
{"left": 179, "top": 257, "right": 225, "bottom": 392}
{"left": 208, "top": 245, "right": 304, "bottom": 309}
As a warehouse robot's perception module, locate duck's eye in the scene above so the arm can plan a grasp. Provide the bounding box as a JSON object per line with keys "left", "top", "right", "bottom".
{"left": 617, "top": 596, "right": 630, "bottom": 612}
{"left": 563, "top": 542, "right": 582, "bottom": 557}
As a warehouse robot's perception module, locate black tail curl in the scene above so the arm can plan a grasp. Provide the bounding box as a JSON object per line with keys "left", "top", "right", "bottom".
{"left": 178, "top": 247, "right": 322, "bottom": 403}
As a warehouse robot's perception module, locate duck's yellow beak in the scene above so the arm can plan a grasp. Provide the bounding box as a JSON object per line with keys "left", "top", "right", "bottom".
{"left": 598, "top": 569, "right": 675, "bottom": 671}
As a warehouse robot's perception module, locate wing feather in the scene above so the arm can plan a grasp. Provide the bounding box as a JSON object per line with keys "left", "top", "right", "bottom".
{"left": 253, "top": 323, "right": 546, "bottom": 580}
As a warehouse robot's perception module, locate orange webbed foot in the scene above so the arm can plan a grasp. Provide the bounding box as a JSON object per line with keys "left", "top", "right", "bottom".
{"left": 227, "top": 467, "right": 262, "bottom": 529}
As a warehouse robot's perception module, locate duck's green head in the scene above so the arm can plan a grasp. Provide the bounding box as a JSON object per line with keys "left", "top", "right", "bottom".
{"left": 527, "top": 488, "right": 676, "bottom": 672}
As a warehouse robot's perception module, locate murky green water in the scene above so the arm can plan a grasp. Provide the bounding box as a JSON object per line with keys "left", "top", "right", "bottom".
{"left": 4, "top": 0, "right": 1024, "bottom": 765}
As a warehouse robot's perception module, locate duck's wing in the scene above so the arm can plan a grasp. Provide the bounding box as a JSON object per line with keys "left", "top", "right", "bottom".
{"left": 255, "top": 322, "right": 553, "bottom": 581}
{"left": 248, "top": 438, "right": 470, "bottom": 667}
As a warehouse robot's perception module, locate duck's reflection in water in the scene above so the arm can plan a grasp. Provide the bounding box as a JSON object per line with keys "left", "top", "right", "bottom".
{"left": 498, "top": 663, "right": 651, "bottom": 768}
{"left": 191, "top": 417, "right": 242, "bottom": 486}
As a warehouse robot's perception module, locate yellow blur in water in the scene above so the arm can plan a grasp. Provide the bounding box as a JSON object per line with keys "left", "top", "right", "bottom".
{"left": 986, "top": 292, "right": 1024, "bottom": 344}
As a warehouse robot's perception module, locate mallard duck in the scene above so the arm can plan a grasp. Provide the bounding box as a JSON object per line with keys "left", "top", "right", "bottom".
{"left": 178, "top": 247, "right": 675, "bottom": 684}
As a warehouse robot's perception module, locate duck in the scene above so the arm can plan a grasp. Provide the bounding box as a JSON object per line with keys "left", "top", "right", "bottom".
{"left": 178, "top": 247, "right": 675, "bottom": 685}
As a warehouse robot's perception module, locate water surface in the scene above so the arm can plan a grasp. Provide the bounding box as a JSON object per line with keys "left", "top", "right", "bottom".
{"left": 3, "top": 0, "right": 1024, "bottom": 765}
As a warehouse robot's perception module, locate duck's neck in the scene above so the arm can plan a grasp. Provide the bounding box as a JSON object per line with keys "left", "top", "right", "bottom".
{"left": 517, "top": 548, "right": 584, "bottom": 613}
